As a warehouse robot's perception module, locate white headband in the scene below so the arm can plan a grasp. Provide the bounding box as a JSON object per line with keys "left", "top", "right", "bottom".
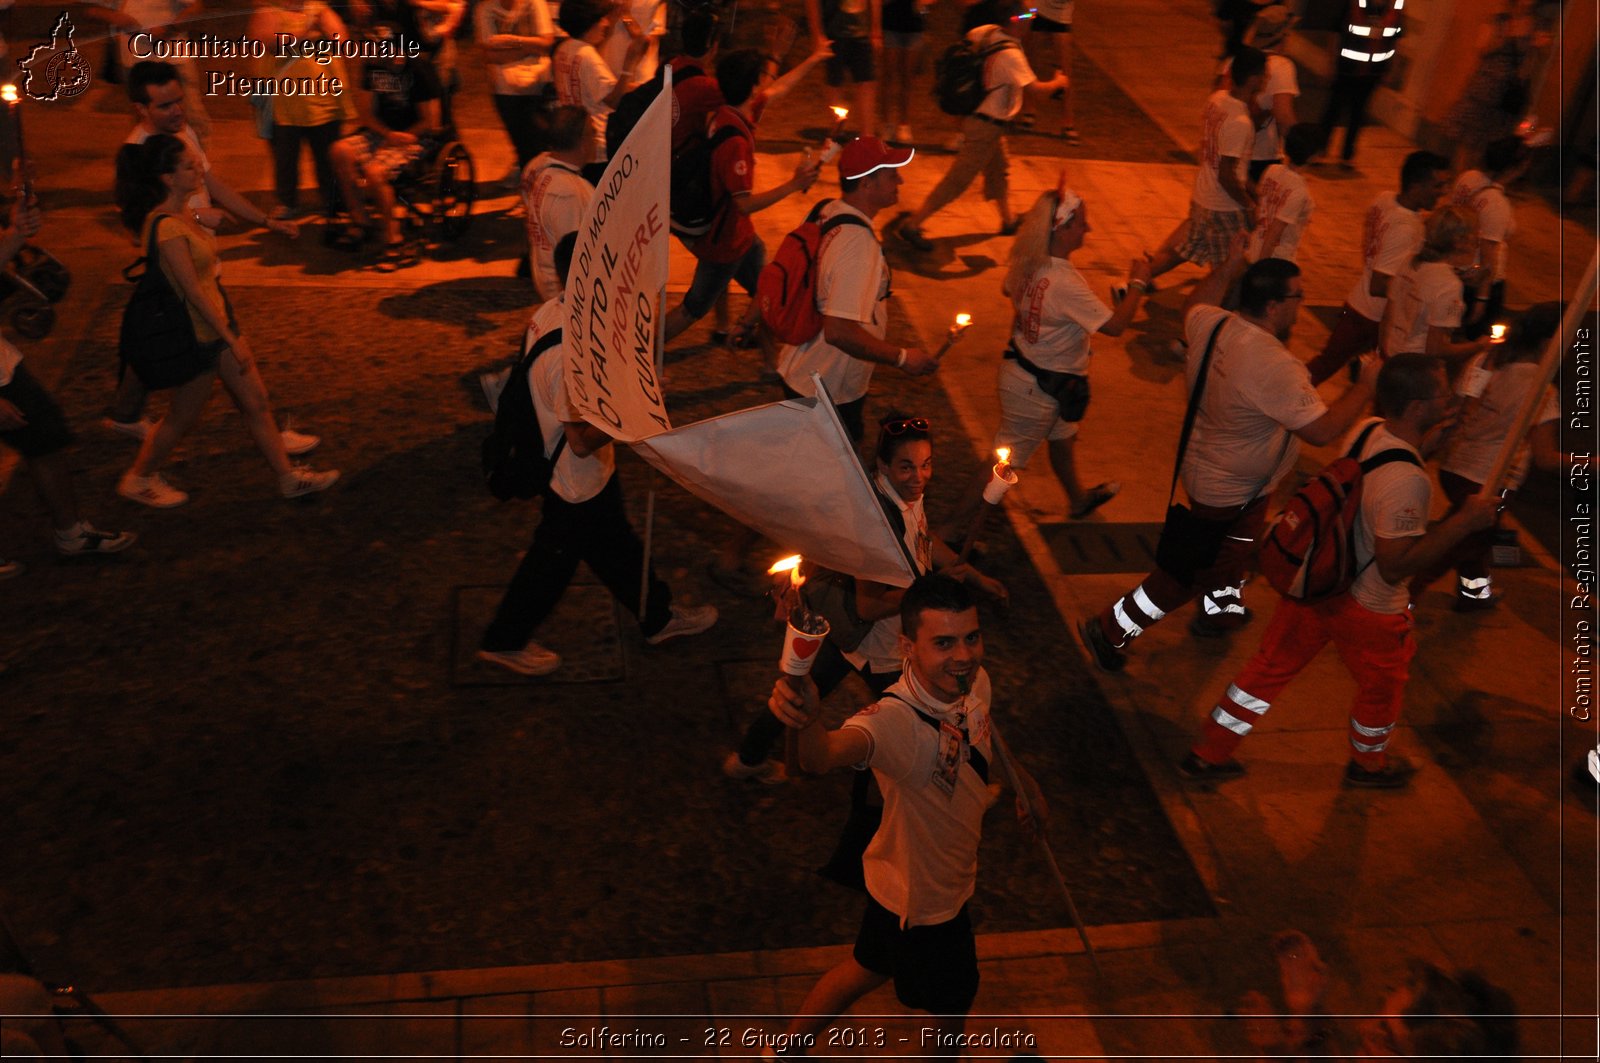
{"left": 1054, "top": 185, "right": 1082, "bottom": 227}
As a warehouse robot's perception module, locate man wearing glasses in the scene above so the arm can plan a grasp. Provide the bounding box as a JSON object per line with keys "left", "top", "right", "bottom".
{"left": 1079, "top": 247, "right": 1380, "bottom": 677}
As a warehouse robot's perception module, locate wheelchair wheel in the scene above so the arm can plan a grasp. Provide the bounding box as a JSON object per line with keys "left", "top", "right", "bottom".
{"left": 26, "top": 260, "right": 71, "bottom": 304}
{"left": 434, "top": 143, "right": 475, "bottom": 240}
{"left": 11, "top": 302, "right": 54, "bottom": 340}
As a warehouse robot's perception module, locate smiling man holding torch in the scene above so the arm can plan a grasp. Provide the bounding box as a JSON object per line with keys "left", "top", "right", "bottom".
{"left": 766, "top": 572, "right": 1045, "bottom": 1049}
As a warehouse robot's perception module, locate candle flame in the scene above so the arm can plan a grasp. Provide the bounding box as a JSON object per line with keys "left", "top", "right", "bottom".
{"left": 1490, "top": 323, "right": 1507, "bottom": 340}
{"left": 995, "top": 447, "right": 1011, "bottom": 464}
{"left": 955, "top": 313, "right": 971, "bottom": 327}
{"left": 830, "top": 106, "right": 849, "bottom": 119}
{"left": 0, "top": 85, "right": 16, "bottom": 104}
{"left": 768, "top": 555, "right": 802, "bottom": 576}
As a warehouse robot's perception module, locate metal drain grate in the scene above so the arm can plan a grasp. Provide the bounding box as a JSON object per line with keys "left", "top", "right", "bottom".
{"left": 1039, "top": 521, "right": 1164, "bottom": 575}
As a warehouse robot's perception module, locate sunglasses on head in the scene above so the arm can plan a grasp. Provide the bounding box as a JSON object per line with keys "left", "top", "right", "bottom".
{"left": 881, "top": 417, "right": 931, "bottom": 436}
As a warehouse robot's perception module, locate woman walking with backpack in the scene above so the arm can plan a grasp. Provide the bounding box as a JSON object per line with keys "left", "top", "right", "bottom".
{"left": 113, "top": 134, "right": 338, "bottom": 507}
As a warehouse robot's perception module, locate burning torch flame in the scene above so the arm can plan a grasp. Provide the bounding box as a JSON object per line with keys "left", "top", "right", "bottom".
{"left": 996, "top": 447, "right": 1011, "bottom": 466}
{"left": 830, "top": 106, "right": 849, "bottom": 120}
{"left": 955, "top": 313, "right": 972, "bottom": 328}
{"left": 0, "top": 85, "right": 16, "bottom": 105}
{"left": 1490, "top": 323, "right": 1507, "bottom": 341}
{"left": 769, "top": 554, "right": 805, "bottom": 588}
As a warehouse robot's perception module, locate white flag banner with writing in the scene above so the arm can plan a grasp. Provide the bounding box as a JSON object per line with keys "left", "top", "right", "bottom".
{"left": 564, "top": 67, "right": 672, "bottom": 442}
{"left": 632, "top": 379, "right": 918, "bottom": 587}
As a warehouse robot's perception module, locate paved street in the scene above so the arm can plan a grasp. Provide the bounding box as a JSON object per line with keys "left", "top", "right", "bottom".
{"left": 1, "top": 0, "right": 1596, "bottom": 1057}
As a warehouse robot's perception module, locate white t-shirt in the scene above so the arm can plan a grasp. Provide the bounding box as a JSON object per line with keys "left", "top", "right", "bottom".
{"left": 1247, "top": 164, "right": 1313, "bottom": 263}
{"left": 1192, "top": 90, "right": 1253, "bottom": 213}
{"left": 1034, "top": 0, "right": 1073, "bottom": 22}
{"left": 602, "top": 0, "right": 665, "bottom": 82}
{"left": 554, "top": 38, "right": 617, "bottom": 164}
{"left": 1345, "top": 191, "right": 1423, "bottom": 322}
{"left": 778, "top": 201, "right": 889, "bottom": 405}
{"left": 1382, "top": 261, "right": 1465, "bottom": 356}
{"left": 969, "top": 27, "right": 1035, "bottom": 122}
{"left": 475, "top": 0, "right": 554, "bottom": 96}
{"left": 1009, "top": 256, "right": 1110, "bottom": 374}
{"left": 841, "top": 670, "right": 994, "bottom": 926}
{"left": 1252, "top": 53, "right": 1299, "bottom": 161}
{"left": 1348, "top": 418, "right": 1429, "bottom": 615}
{"left": 845, "top": 474, "right": 933, "bottom": 674}
{"left": 524, "top": 296, "right": 614, "bottom": 503}
{"left": 125, "top": 123, "right": 212, "bottom": 212}
{"left": 1443, "top": 358, "right": 1559, "bottom": 487}
{"left": 1451, "top": 170, "right": 1514, "bottom": 283}
{"left": 1181, "top": 305, "right": 1327, "bottom": 507}
{"left": 520, "top": 154, "right": 592, "bottom": 303}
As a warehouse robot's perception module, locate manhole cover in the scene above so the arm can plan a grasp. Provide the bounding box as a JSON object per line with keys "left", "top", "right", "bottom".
{"left": 1039, "top": 521, "right": 1163, "bottom": 575}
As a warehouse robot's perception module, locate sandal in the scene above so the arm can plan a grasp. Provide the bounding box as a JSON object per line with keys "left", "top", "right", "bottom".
{"left": 1070, "top": 481, "right": 1120, "bottom": 520}
{"left": 329, "top": 222, "right": 371, "bottom": 252}
{"left": 373, "top": 241, "right": 418, "bottom": 273}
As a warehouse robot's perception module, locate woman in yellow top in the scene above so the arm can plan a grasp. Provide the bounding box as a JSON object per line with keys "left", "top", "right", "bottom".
{"left": 113, "top": 134, "right": 339, "bottom": 507}
{"left": 248, "top": 0, "right": 357, "bottom": 220}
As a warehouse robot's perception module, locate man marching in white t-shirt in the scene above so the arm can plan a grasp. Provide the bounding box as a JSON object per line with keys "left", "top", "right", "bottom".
{"left": 778, "top": 136, "right": 937, "bottom": 444}
{"left": 1184, "top": 355, "right": 1499, "bottom": 789}
{"left": 1144, "top": 46, "right": 1267, "bottom": 287}
{"left": 890, "top": 0, "right": 1067, "bottom": 250}
{"left": 1247, "top": 122, "right": 1318, "bottom": 264}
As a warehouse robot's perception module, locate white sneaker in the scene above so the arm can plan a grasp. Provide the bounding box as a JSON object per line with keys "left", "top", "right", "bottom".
{"left": 478, "top": 642, "right": 561, "bottom": 676}
{"left": 56, "top": 524, "right": 137, "bottom": 556}
{"left": 479, "top": 367, "right": 512, "bottom": 413}
{"left": 893, "top": 124, "right": 914, "bottom": 145}
{"left": 722, "top": 751, "right": 787, "bottom": 784}
{"left": 279, "top": 465, "right": 339, "bottom": 498}
{"left": 281, "top": 427, "right": 320, "bottom": 456}
{"left": 118, "top": 471, "right": 189, "bottom": 509}
{"left": 644, "top": 603, "right": 719, "bottom": 645}
{"left": 103, "top": 416, "right": 156, "bottom": 441}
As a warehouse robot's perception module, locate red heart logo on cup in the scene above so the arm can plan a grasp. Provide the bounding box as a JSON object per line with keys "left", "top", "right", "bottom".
{"left": 791, "top": 637, "right": 820, "bottom": 660}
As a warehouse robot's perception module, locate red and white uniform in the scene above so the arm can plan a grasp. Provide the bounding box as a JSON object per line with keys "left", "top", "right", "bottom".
{"left": 1192, "top": 89, "right": 1253, "bottom": 213}
{"left": 1247, "top": 164, "right": 1314, "bottom": 263}
{"left": 1193, "top": 419, "right": 1427, "bottom": 770}
{"left": 520, "top": 154, "right": 593, "bottom": 302}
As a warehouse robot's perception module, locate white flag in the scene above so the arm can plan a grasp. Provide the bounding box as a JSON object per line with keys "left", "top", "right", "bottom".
{"left": 632, "top": 380, "right": 918, "bottom": 588}
{"left": 564, "top": 67, "right": 673, "bottom": 442}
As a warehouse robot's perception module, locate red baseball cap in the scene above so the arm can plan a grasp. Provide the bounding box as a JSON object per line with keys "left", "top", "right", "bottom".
{"left": 838, "top": 136, "right": 914, "bottom": 181}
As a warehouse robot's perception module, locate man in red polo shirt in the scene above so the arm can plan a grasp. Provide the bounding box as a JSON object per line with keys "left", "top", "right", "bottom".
{"left": 663, "top": 44, "right": 830, "bottom": 342}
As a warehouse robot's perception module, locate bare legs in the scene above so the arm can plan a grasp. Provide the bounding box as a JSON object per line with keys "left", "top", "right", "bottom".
{"left": 127, "top": 342, "right": 291, "bottom": 483}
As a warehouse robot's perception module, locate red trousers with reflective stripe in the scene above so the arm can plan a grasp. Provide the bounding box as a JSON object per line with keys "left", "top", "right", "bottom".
{"left": 1305, "top": 303, "right": 1380, "bottom": 386}
{"left": 1192, "top": 593, "right": 1416, "bottom": 769}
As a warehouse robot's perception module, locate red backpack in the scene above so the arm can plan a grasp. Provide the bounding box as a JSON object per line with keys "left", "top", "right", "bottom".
{"left": 756, "top": 199, "right": 871, "bottom": 346}
{"left": 1259, "top": 421, "right": 1421, "bottom": 602}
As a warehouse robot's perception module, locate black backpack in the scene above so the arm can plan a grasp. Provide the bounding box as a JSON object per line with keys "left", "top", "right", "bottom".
{"left": 481, "top": 328, "right": 568, "bottom": 501}
{"left": 605, "top": 62, "right": 740, "bottom": 234}
{"left": 933, "top": 33, "right": 1017, "bottom": 116}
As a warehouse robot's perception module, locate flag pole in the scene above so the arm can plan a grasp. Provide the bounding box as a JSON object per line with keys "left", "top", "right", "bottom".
{"left": 1480, "top": 250, "right": 1598, "bottom": 497}
{"left": 986, "top": 718, "right": 1103, "bottom": 979}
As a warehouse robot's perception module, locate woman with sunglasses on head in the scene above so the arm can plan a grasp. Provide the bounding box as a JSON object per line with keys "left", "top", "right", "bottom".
{"left": 947, "top": 182, "right": 1149, "bottom": 541}
{"left": 724, "top": 413, "right": 1006, "bottom": 783}
{"left": 113, "top": 134, "right": 339, "bottom": 507}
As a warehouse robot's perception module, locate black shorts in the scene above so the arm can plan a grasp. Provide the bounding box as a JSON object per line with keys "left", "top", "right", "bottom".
{"left": 853, "top": 896, "right": 978, "bottom": 1015}
{"left": 0, "top": 362, "right": 74, "bottom": 458}
{"left": 1032, "top": 13, "right": 1072, "bottom": 32}
{"left": 826, "top": 37, "right": 877, "bottom": 86}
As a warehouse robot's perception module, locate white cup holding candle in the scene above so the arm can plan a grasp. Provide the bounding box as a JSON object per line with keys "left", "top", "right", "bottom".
{"left": 781, "top": 615, "right": 832, "bottom": 676}
{"left": 982, "top": 447, "right": 1017, "bottom": 504}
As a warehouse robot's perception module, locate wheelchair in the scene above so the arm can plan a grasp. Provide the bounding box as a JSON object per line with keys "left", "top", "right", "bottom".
{"left": 0, "top": 243, "right": 70, "bottom": 340}
{"left": 391, "top": 131, "right": 476, "bottom": 243}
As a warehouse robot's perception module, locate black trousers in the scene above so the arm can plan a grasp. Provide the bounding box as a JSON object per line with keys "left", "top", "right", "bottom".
{"left": 481, "top": 474, "right": 673, "bottom": 651}
{"left": 1317, "top": 71, "right": 1382, "bottom": 162}
{"left": 492, "top": 93, "right": 548, "bottom": 172}
{"left": 271, "top": 121, "right": 343, "bottom": 214}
